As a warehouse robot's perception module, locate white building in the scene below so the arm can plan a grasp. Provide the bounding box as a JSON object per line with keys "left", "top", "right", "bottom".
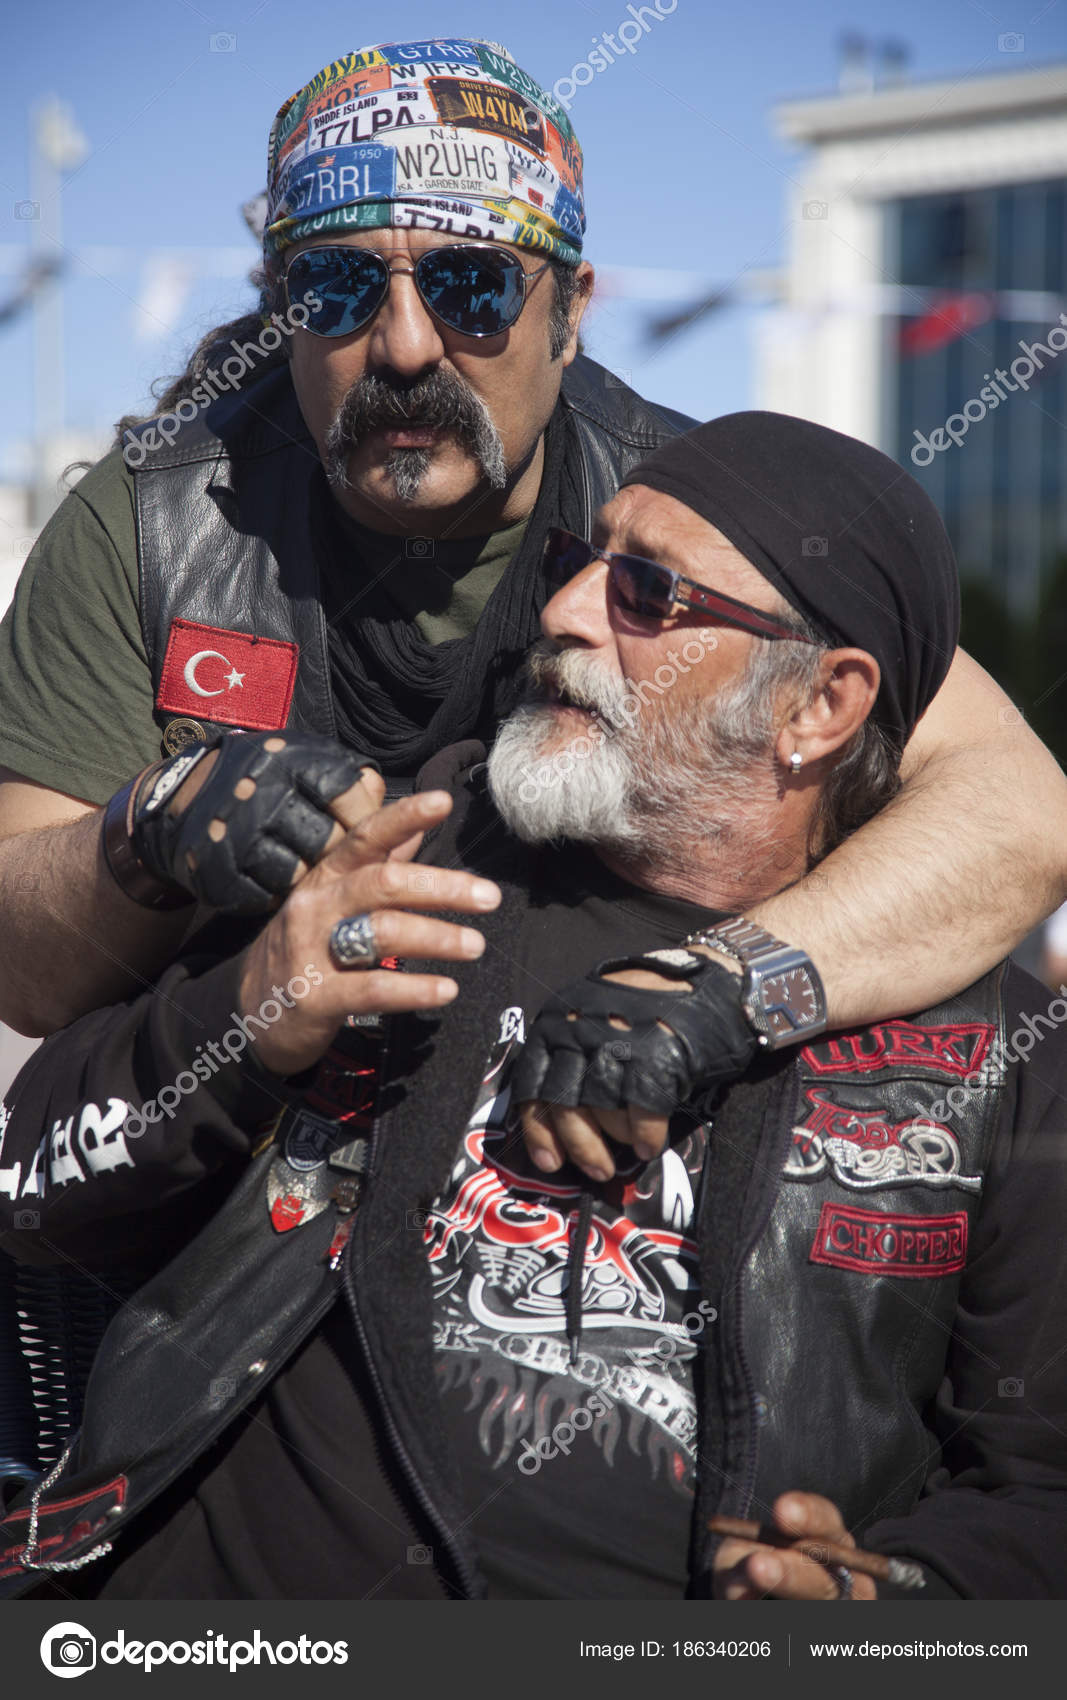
{"left": 0, "top": 431, "right": 106, "bottom": 617}
{"left": 757, "top": 60, "right": 1067, "bottom": 607}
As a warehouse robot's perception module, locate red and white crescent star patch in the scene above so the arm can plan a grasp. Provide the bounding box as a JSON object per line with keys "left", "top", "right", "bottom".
{"left": 157, "top": 619, "right": 299, "bottom": 730}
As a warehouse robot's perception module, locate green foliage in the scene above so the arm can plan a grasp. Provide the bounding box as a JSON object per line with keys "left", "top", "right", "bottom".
{"left": 959, "top": 562, "right": 1067, "bottom": 771}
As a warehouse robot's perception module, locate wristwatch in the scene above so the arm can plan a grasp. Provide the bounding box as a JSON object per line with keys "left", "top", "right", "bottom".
{"left": 683, "top": 918, "right": 827, "bottom": 1050}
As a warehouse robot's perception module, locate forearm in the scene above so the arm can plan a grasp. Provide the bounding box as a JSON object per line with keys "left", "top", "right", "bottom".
{"left": 0, "top": 811, "right": 195, "bottom": 1035}
{"left": 750, "top": 691, "right": 1067, "bottom": 1027}
{"left": 0, "top": 732, "right": 384, "bottom": 1036}
{"left": 0, "top": 940, "right": 296, "bottom": 1268}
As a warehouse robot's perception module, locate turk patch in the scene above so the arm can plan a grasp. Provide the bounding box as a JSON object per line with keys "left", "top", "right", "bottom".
{"left": 802, "top": 1020, "right": 995, "bottom": 1081}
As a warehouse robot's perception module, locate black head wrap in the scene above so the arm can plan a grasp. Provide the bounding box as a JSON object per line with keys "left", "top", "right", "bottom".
{"left": 619, "top": 411, "right": 960, "bottom": 749}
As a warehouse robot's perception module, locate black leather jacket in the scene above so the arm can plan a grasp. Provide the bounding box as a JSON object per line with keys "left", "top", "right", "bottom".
{"left": 2, "top": 767, "right": 1065, "bottom": 1600}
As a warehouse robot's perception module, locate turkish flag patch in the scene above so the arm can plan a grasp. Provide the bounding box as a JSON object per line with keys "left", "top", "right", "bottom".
{"left": 157, "top": 619, "right": 299, "bottom": 730}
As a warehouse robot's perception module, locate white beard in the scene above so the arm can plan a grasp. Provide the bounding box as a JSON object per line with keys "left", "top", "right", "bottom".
{"left": 487, "top": 699, "right": 641, "bottom": 848}
{"left": 487, "top": 644, "right": 781, "bottom": 873}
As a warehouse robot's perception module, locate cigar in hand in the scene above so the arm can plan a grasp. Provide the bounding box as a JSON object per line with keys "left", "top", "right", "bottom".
{"left": 707, "top": 1516, "right": 926, "bottom": 1591}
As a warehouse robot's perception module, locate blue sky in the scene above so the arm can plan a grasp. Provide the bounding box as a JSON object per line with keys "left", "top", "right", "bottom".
{"left": 2, "top": 0, "right": 1065, "bottom": 476}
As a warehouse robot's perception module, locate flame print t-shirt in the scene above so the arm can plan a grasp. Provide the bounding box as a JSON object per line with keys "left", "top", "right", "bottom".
{"left": 427, "top": 845, "right": 724, "bottom": 1598}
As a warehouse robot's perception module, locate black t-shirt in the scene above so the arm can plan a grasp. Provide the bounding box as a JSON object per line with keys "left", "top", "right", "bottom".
{"left": 69, "top": 848, "right": 720, "bottom": 1600}
{"left": 428, "top": 851, "right": 722, "bottom": 1599}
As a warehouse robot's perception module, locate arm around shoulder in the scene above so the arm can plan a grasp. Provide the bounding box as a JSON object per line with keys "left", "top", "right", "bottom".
{"left": 750, "top": 648, "right": 1067, "bottom": 1026}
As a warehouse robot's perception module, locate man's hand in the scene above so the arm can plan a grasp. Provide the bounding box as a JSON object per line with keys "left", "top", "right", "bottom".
{"left": 238, "top": 785, "right": 501, "bottom": 1076}
{"left": 714, "top": 1494, "right": 877, "bottom": 1600}
{"left": 516, "top": 951, "right": 755, "bottom": 1181}
{"left": 130, "top": 731, "right": 382, "bottom": 912}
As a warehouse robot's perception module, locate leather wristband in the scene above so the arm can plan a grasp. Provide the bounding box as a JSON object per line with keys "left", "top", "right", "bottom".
{"left": 101, "top": 767, "right": 195, "bottom": 911}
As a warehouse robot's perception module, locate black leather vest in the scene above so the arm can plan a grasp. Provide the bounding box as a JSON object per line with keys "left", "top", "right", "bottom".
{"left": 124, "top": 356, "right": 694, "bottom": 760}
{"left": 740, "top": 974, "right": 1007, "bottom": 1540}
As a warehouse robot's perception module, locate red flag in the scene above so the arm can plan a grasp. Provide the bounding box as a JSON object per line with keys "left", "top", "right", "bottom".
{"left": 156, "top": 619, "right": 299, "bottom": 730}
{"left": 900, "top": 292, "right": 993, "bottom": 356}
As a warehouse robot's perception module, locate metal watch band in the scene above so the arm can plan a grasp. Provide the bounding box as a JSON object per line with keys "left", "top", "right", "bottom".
{"left": 684, "top": 917, "right": 790, "bottom": 966}
{"left": 101, "top": 767, "right": 195, "bottom": 911}
{"left": 683, "top": 917, "right": 827, "bottom": 1050}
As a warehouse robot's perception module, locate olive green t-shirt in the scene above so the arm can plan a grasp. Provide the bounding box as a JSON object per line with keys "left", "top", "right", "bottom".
{"left": 0, "top": 450, "right": 525, "bottom": 803}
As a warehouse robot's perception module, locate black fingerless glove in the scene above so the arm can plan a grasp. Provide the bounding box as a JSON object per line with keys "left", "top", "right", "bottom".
{"left": 510, "top": 949, "right": 758, "bottom": 1116}
{"left": 106, "top": 732, "right": 379, "bottom": 913}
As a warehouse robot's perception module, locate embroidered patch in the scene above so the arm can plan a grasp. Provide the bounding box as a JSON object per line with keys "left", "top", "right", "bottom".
{"left": 156, "top": 619, "right": 298, "bottom": 730}
{"left": 802, "top": 1020, "right": 995, "bottom": 1081}
{"left": 784, "top": 1087, "right": 982, "bottom": 1193}
{"left": 0, "top": 1475, "right": 127, "bottom": 1577}
{"left": 810, "top": 1203, "right": 968, "bottom": 1278}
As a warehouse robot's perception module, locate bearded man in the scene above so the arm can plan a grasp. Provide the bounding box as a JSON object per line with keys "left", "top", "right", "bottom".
{"left": 1, "top": 415, "right": 1063, "bottom": 1604}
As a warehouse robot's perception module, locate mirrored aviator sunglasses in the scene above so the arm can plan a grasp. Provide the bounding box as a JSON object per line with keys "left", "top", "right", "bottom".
{"left": 285, "top": 243, "right": 546, "bottom": 338}
{"left": 542, "top": 527, "right": 816, "bottom": 643}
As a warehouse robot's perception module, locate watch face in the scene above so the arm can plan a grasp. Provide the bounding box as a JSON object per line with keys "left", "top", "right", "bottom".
{"left": 761, "top": 967, "right": 821, "bottom": 1037}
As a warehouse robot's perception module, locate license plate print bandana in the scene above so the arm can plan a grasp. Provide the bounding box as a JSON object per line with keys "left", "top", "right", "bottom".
{"left": 264, "top": 39, "right": 585, "bottom": 264}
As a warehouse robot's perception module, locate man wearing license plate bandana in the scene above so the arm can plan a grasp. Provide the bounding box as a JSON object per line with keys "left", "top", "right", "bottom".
{"left": 1, "top": 414, "right": 1066, "bottom": 1602}
{"left": 0, "top": 35, "right": 1061, "bottom": 1129}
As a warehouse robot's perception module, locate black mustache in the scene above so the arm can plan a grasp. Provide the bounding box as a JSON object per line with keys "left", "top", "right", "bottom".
{"left": 331, "top": 369, "right": 489, "bottom": 442}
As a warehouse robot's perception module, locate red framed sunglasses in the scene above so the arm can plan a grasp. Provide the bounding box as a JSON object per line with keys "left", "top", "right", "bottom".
{"left": 542, "top": 528, "right": 815, "bottom": 644}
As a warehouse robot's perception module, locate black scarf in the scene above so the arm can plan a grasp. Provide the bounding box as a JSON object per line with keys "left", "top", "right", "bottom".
{"left": 314, "top": 404, "right": 583, "bottom": 776}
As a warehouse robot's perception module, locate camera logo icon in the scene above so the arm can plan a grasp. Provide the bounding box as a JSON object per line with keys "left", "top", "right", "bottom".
{"left": 404, "top": 536, "right": 435, "bottom": 559}
{"left": 407, "top": 1543, "right": 433, "bottom": 1564}
{"left": 803, "top": 200, "right": 828, "bottom": 220}
{"left": 997, "top": 1376, "right": 1025, "bottom": 1397}
{"left": 40, "top": 1623, "right": 97, "bottom": 1678}
{"left": 801, "top": 536, "right": 829, "bottom": 557}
